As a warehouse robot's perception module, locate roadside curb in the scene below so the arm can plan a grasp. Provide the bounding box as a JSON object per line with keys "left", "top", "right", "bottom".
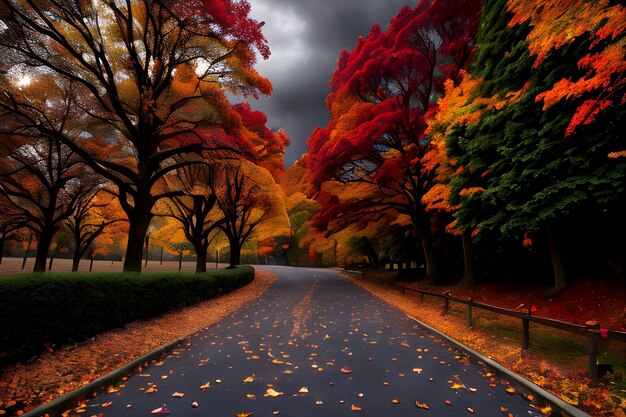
{"left": 406, "top": 314, "right": 592, "bottom": 417}
{"left": 21, "top": 338, "right": 184, "bottom": 417}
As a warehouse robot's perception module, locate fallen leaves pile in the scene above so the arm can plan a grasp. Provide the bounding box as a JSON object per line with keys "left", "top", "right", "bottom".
{"left": 0, "top": 270, "right": 277, "bottom": 416}
{"left": 345, "top": 274, "right": 626, "bottom": 416}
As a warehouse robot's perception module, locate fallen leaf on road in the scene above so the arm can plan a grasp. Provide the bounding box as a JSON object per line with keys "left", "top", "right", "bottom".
{"left": 264, "top": 388, "right": 284, "bottom": 397}
{"left": 444, "top": 400, "right": 452, "bottom": 406}
{"left": 150, "top": 405, "right": 170, "bottom": 414}
{"left": 467, "top": 407, "right": 474, "bottom": 413}
{"left": 413, "top": 368, "right": 423, "bottom": 374}
{"left": 415, "top": 401, "right": 430, "bottom": 409}
{"left": 236, "top": 413, "right": 253, "bottom": 417}
{"left": 505, "top": 387, "right": 515, "bottom": 394}
{"left": 243, "top": 376, "right": 255, "bottom": 383}
{"left": 200, "top": 382, "right": 211, "bottom": 389}
{"left": 351, "top": 405, "right": 362, "bottom": 411}
{"left": 101, "top": 402, "right": 112, "bottom": 407}
{"left": 172, "top": 392, "right": 184, "bottom": 398}
{"left": 298, "top": 387, "right": 309, "bottom": 393}
{"left": 450, "top": 383, "right": 465, "bottom": 389}
{"left": 341, "top": 367, "right": 352, "bottom": 374}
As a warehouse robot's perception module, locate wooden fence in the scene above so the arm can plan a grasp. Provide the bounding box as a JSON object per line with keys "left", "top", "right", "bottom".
{"left": 352, "top": 271, "right": 626, "bottom": 386}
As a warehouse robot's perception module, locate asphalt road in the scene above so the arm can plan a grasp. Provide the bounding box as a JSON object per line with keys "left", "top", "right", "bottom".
{"left": 70, "top": 266, "right": 545, "bottom": 417}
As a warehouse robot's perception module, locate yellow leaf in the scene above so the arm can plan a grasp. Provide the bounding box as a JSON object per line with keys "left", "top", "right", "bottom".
{"left": 264, "top": 388, "right": 284, "bottom": 397}
{"left": 450, "top": 383, "right": 465, "bottom": 389}
{"left": 243, "top": 376, "right": 255, "bottom": 383}
{"left": 351, "top": 405, "right": 362, "bottom": 411}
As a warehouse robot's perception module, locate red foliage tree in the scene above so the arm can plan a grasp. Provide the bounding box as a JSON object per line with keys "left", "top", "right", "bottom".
{"left": 306, "top": 0, "right": 480, "bottom": 283}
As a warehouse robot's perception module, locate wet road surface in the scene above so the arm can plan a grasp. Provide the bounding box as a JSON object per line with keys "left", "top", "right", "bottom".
{"left": 70, "top": 266, "right": 545, "bottom": 417}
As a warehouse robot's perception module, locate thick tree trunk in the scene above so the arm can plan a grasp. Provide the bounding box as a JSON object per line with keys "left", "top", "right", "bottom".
{"left": 229, "top": 240, "right": 241, "bottom": 268}
{"left": 72, "top": 254, "right": 80, "bottom": 272}
{"left": 547, "top": 227, "right": 567, "bottom": 294}
{"left": 123, "top": 198, "right": 153, "bottom": 273}
{"left": 459, "top": 230, "right": 476, "bottom": 285}
{"left": 419, "top": 233, "right": 439, "bottom": 284}
{"left": 195, "top": 243, "right": 207, "bottom": 273}
{"left": 34, "top": 230, "right": 54, "bottom": 272}
{"left": 22, "top": 233, "right": 33, "bottom": 270}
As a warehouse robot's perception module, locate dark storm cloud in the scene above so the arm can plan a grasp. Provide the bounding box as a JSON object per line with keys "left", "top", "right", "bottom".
{"left": 247, "top": 0, "right": 419, "bottom": 166}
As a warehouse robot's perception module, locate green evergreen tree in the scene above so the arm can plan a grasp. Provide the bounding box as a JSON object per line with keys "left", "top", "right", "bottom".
{"left": 447, "top": 0, "right": 626, "bottom": 293}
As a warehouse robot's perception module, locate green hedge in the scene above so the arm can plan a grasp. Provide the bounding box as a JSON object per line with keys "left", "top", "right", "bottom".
{"left": 0, "top": 266, "right": 254, "bottom": 364}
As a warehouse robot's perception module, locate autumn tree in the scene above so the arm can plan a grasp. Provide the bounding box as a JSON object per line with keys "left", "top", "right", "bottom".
{"left": 213, "top": 161, "right": 288, "bottom": 268}
{"left": 66, "top": 187, "right": 125, "bottom": 272}
{"left": 0, "top": 133, "right": 90, "bottom": 271}
{"left": 159, "top": 163, "right": 223, "bottom": 272}
{"left": 0, "top": 0, "right": 271, "bottom": 272}
{"left": 0, "top": 194, "right": 25, "bottom": 265}
{"left": 306, "top": 0, "right": 480, "bottom": 283}
{"left": 507, "top": 0, "right": 626, "bottom": 139}
{"left": 437, "top": 0, "right": 626, "bottom": 292}
{"left": 233, "top": 103, "right": 290, "bottom": 181}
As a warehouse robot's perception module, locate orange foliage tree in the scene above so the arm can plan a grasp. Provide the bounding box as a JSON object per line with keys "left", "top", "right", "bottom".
{"left": 306, "top": 0, "right": 480, "bottom": 282}
{"left": 507, "top": 0, "right": 626, "bottom": 139}
{"left": 0, "top": 0, "right": 271, "bottom": 272}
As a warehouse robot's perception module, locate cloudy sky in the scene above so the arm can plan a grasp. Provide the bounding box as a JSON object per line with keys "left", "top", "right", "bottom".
{"left": 244, "top": 0, "right": 419, "bottom": 166}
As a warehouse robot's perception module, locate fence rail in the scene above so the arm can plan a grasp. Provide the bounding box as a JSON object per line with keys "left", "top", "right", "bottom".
{"left": 349, "top": 270, "right": 626, "bottom": 386}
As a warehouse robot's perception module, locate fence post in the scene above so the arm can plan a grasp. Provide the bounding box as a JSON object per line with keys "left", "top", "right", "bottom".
{"left": 467, "top": 298, "right": 473, "bottom": 328}
{"left": 587, "top": 323, "right": 600, "bottom": 387}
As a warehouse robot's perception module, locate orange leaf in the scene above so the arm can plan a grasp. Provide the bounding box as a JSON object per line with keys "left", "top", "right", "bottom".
{"left": 415, "top": 401, "right": 430, "bottom": 409}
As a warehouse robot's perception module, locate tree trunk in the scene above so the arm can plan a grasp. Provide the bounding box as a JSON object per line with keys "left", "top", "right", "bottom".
{"left": 34, "top": 230, "right": 55, "bottom": 272}
{"left": 178, "top": 250, "right": 183, "bottom": 271}
{"left": 89, "top": 258, "right": 94, "bottom": 272}
{"left": 22, "top": 233, "right": 33, "bottom": 270}
{"left": 144, "top": 234, "right": 150, "bottom": 267}
{"left": 72, "top": 254, "right": 80, "bottom": 272}
{"left": 195, "top": 243, "right": 207, "bottom": 273}
{"left": 419, "top": 233, "right": 439, "bottom": 284}
{"left": 547, "top": 227, "right": 567, "bottom": 294}
{"left": 229, "top": 240, "right": 241, "bottom": 268}
{"left": 160, "top": 246, "right": 164, "bottom": 265}
{"left": 123, "top": 200, "right": 153, "bottom": 273}
{"left": 48, "top": 256, "right": 54, "bottom": 271}
{"left": 460, "top": 230, "right": 476, "bottom": 285}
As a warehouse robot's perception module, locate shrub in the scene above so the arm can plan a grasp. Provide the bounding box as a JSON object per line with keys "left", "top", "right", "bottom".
{"left": 0, "top": 267, "right": 254, "bottom": 364}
